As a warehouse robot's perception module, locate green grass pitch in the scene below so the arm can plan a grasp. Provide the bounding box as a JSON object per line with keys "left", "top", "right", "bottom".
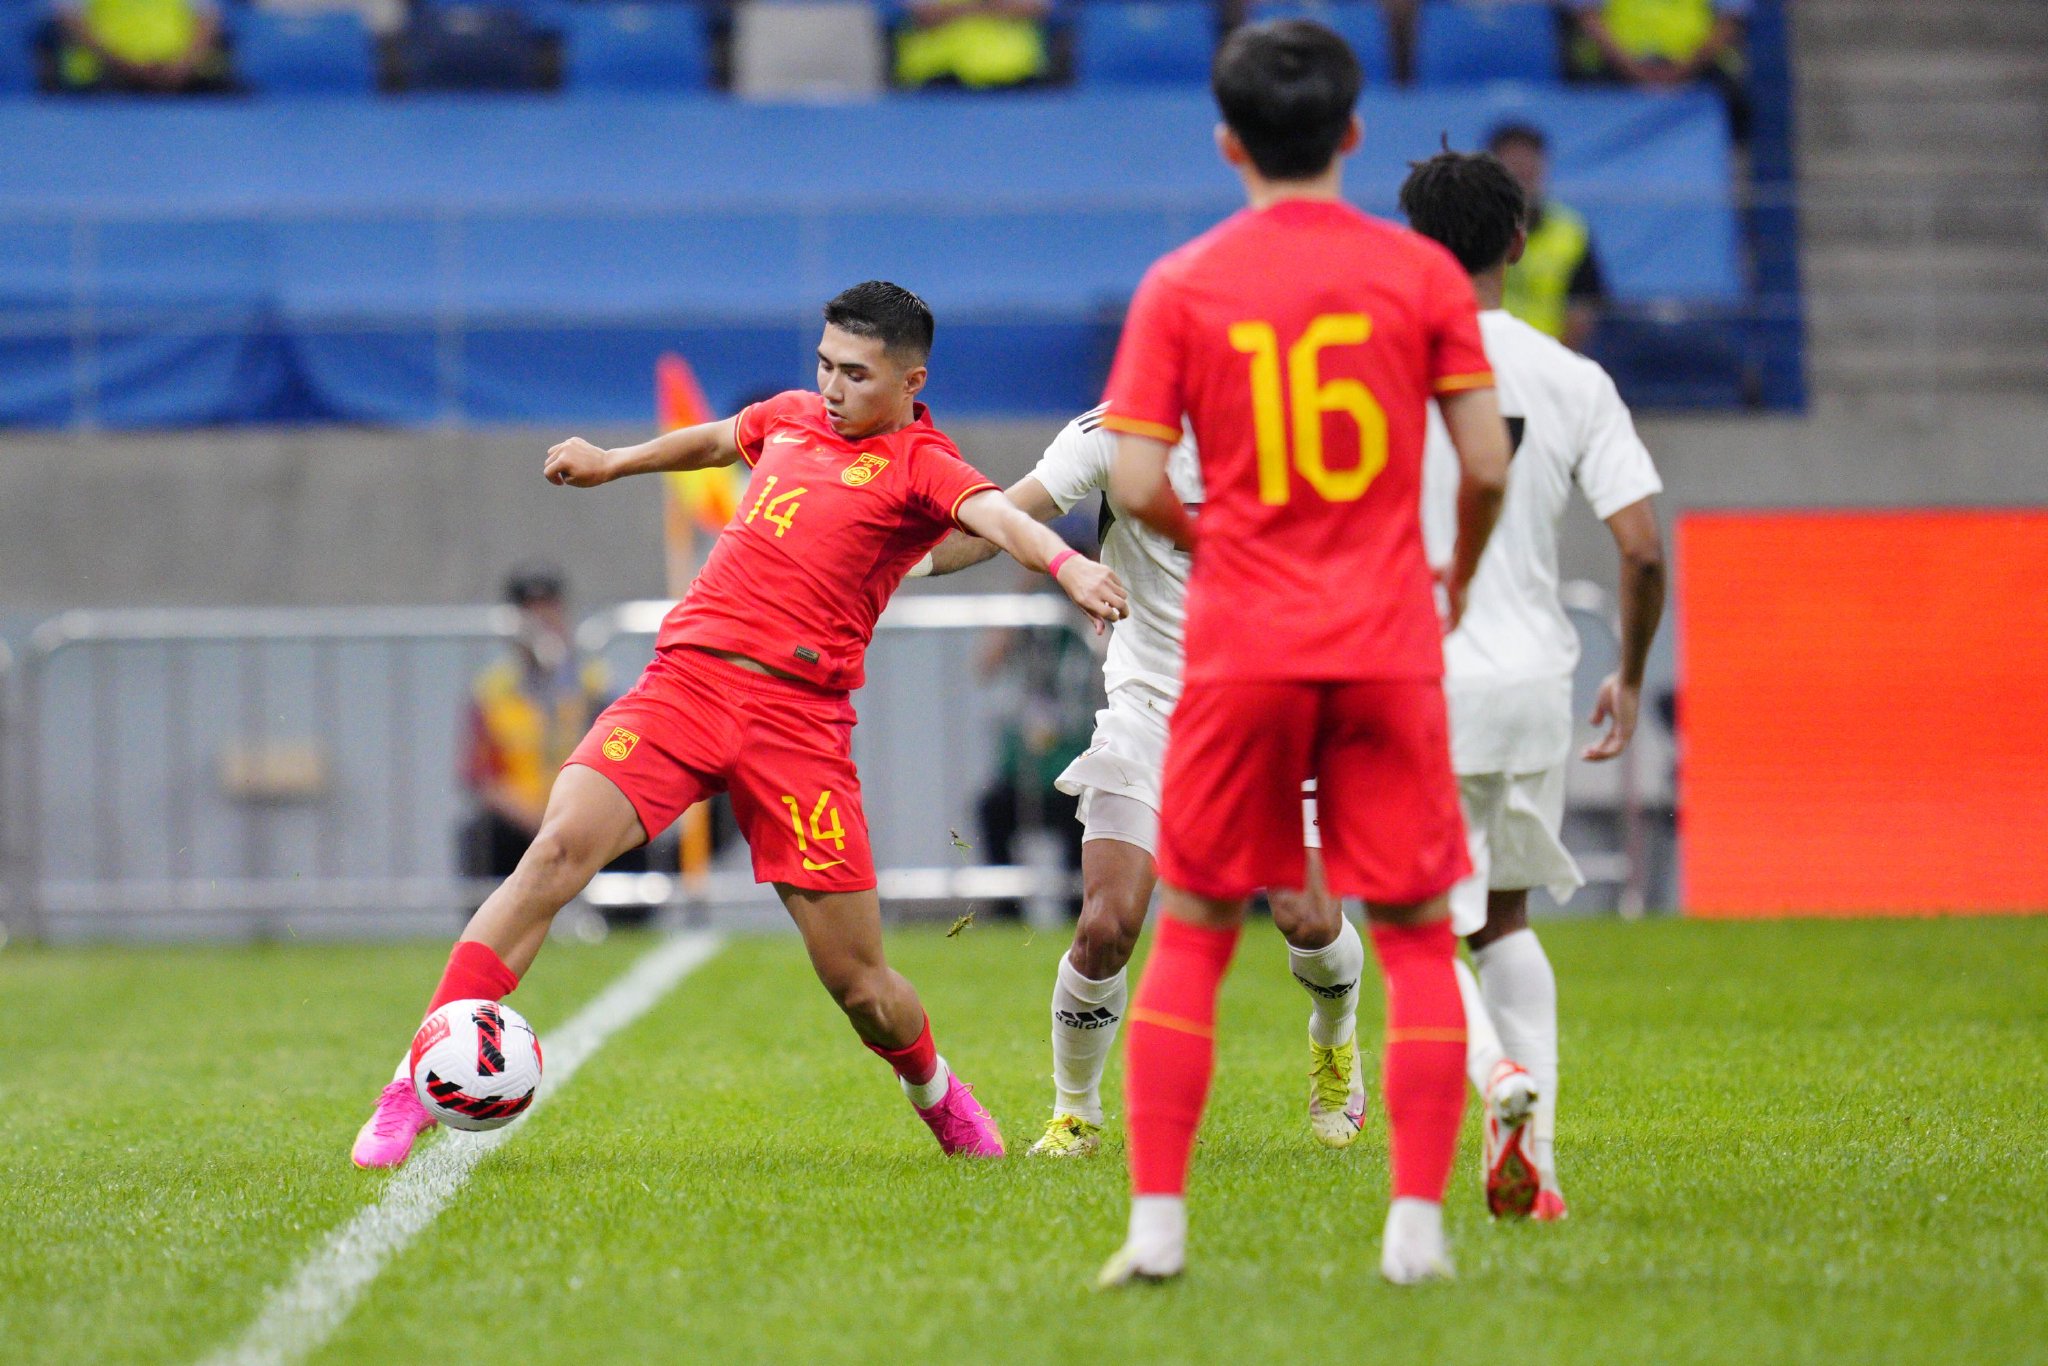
{"left": 3, "top": 916, "right": 2044, "bottom": 1364}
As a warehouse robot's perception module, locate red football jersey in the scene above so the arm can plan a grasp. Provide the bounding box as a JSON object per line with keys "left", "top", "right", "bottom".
{"left": 658, "top": 391, "right": 998, "bottom": 691}
{"left": 1102, "top": 199, "right": 1494, "bottom": 684}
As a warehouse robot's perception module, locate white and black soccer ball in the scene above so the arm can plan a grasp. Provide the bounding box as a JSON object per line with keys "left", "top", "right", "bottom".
{"left": 409, "top": 999, "right": 544, "bottom": 1132}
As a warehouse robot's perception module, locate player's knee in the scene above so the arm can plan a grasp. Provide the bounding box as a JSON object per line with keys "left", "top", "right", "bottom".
{"left": 1072, "top": 898, "right": 1141, "bottom": 976}
{"left": 1268, "top": 889, "right": 1334, "bottom": 945}
{"left": 518, "top": 825, "right": 603, "bottom": 896}
{"left": 825, "top": 962, "right": 891, "bottom": 1022}
{"left": 1469, "top": 891, "right": 1530, "bottom": 948}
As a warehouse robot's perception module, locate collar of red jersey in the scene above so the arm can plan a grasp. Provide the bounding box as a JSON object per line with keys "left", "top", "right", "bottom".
{"left": 787, "top": 400, "right": 932, "bottom": 446}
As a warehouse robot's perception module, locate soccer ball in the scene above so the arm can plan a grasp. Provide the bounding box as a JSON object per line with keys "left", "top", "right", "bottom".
{"left": 409, "top": 999, "right": 544, "bottom": 1132}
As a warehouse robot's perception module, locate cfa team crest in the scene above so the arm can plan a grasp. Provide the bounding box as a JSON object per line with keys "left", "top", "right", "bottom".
{"left": 841, "top": 453, "right": 889, "bottom": 487}
{"left": 601, "top": 727, "right": 640, "bottom": 762}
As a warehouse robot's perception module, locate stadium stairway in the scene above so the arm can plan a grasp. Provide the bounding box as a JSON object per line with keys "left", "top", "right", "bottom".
{"left": 1796, "top": 0, "right": 2048, "bottom": 396}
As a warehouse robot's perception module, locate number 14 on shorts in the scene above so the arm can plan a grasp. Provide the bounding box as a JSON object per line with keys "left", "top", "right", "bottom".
{"left": 781, "top": 790, "right": 847, "bottom": 871}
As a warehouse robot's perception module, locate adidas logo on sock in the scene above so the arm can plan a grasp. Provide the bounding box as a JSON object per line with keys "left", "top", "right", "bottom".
{"left": 1293, "top": 974, "right": 1357, "bottom": 1001}
{"left": 1056, "top": 1007, "right": 1121, "bottom": 1030}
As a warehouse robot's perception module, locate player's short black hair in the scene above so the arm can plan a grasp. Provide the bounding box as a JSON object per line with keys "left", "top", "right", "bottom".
{"left": 1485, "top": 121, "right": 1548, "bottom": 156}
{"left": 823, "top": 280, "right": 935, "bottom": 365}
{"left": 1399, "top": 149, "right": 1528, "bottom": 274}
{"left": 1212, "top": 20, "right": 1363, "bottom": 181}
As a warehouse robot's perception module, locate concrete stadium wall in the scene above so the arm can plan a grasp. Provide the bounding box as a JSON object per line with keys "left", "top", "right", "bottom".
{"left": 3, "top": 397, "right": 2044, "bottom": 619}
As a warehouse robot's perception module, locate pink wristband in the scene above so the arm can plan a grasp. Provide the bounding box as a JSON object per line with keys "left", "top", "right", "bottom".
{"left": 1047, "top": 548, "right": 1079, "bottom": 579}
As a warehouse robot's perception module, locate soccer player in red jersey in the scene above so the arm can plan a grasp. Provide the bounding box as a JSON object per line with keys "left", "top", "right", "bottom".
{"left": 350, "top": 281, "right": 1128, "bottom": 1169}
{"left": 1093, "top": 24, "right": 1512, "bottom": 1286}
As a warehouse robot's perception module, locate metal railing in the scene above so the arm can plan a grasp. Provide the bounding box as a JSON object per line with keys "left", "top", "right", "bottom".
{"left": 0, "top": 588, "right": 1662, "bottom": 941}
{"left": 3, "top": 593, "right": 1101, "bottom": 941}
{"left": 9, "top": 605, "right": 520, "bottom": 940}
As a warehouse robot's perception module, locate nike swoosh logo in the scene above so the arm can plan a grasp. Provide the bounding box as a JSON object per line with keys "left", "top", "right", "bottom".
{"left": 769, "top": 433, "right": 806, "bottom": 444}
{"left": 802, "top": 857, "right": 846, "bottom": 871}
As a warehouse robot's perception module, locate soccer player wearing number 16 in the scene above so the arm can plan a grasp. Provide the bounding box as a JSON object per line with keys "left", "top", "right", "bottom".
{"left": 350, "top": 282, "right": 1128, "bottom": 1169}
{"left": 1095, "top": 23, "right": 1512, "bottom": 1287}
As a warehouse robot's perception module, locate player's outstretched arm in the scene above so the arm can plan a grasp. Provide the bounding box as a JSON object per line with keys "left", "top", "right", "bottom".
{"left": 916, "top": 477, "right": 1061, "bottom": 578}
{"left": 543, "top": 418, "right": 743, "bottom": 487}
{"left": 1438, "top": 387, "right": 1511, "bottom": 629}
{"left": 1585, "top": 496, "right": 1666, "bottom": 761}
{"left": 955, "top": 488, "right": 1127, "bottom": 630}
{"left": 1107, "top": 434, "right": 1196, "bottom": 551}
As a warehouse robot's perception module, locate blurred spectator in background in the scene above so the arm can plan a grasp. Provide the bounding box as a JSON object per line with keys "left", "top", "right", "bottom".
{"left": 459, "top": 564, "right": 612, "bottom": 879}
{"left": 1379, "top": 0, "right": 1419, "bottom": 84}
{"left": 893, "top": 0, "right": 1049, "bottom": 90}
{"left": 1566, "top": 0, "right": 1749, "bottom": 137}
{"left": 1489, "top": 122, "right": 1608, "bottom": 354}
{"left": 974, "top": 562, "right": 1098, "bottom": 917}
{"left": 46, "top": 0, "right": 230, "bottom": 92}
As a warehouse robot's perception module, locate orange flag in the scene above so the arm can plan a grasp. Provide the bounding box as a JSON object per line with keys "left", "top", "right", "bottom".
{"left": 658, "top": 353, "right": 745, "bottom": 535}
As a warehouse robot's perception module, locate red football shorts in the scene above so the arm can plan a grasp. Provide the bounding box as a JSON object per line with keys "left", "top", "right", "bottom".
{"left": 1156, "top": 678, "right": 1470, "bottom": 905}
{"left": 565, "top": 646, "right": 875, "bottom": 893}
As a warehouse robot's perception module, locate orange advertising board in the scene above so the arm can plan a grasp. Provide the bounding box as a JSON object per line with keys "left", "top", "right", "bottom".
{"left": 1679, "top": 510, "right": 2048, "bottom": 917}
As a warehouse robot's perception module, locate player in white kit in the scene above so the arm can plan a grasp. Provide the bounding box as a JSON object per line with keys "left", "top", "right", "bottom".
{"left": 1400, "top": 149, "right": 1667, "bottom": 1219}
{"left": 919, "top": 406, "right": 1372, "bottom": 1156}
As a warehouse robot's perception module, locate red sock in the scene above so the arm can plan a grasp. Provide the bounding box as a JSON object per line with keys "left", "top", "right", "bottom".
{"left": 426, "top": 940, "right": 520, "bottom": 1016}
{"left": 1125, "top": 915, "right": 1240, "bottom": 1197}
{"left": 1370, "top": 920, "right": 1468, "bottom": 1202}
{"left": 868, "top": 1014, "right": 939, "bottom": 1088}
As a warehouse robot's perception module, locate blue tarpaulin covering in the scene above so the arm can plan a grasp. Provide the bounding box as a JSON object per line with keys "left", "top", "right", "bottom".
{"left": 0, "top": 89, "right": 1741, "bottom": 426}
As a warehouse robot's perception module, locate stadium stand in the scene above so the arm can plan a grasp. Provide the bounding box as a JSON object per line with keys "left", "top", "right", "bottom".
{"left": 230, "top": 9, "right": 376, "bottom": 94}
{"left": 733, "top": 1, "right": 886, "bottom": 98}
{"left": 1414, "top": 0, "right": 1562, "bottom": 85}
{"left": 0, "top": 0, "right": 1803, "bottom": 418}
{"left": 1, "top": 4, "right": 39, "bottom": 93}
{"left": 1244, "top": 1, "right": 1395, "bottom": 85}
{"left": 386, "top": 4, "right": 553, "bottom": 91}
{"left": 554, "top": 3, "right": 712, "bottom": 93}
{"left": 1073, "top": 0, "right": 1215, "bottom": 88}
{"left": 0, "top": 87, "right": 1744, "bottom": 424}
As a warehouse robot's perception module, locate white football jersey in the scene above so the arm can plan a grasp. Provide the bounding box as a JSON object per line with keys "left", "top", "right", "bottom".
{"left": 1422, "top": 310, "right": 1662, "bottom": 774}
{"left": 1031, "top": 405, "right": 1202, "bottom": 700}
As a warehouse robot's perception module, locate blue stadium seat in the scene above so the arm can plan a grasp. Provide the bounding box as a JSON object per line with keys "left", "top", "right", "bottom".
{"left": 0, "top": 4, "right": 43, "bottom": 94}
{"left": 557, "top": 4, "right": 710, "bottom": 93}
{"left": 1244, "top": 2, "right": 1393, "bottom": 84}
{"left": 1075, "top": 2, "right": 1213, "bottom": 88}
{"left": 231, "top": 11, "right": 377, "bottom": 94}
{"left": 1415, "top": 1, "right": 1560, "bottom": 85}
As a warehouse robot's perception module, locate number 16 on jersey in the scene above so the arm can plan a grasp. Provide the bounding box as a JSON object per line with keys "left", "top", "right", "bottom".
{"left": 1229, "top": 313, "right": 1389, "bottom": 507}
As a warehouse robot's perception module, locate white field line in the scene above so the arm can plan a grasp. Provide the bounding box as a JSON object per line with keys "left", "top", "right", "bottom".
{"left": 206, "top": 932, "right": 724, "bottom": 1366}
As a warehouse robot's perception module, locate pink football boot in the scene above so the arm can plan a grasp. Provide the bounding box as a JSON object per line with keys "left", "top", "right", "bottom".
{"left": 914, "top": 1075, "right": 1005, "bottom": 1157}
{"left": 351, "top": 1079, "right": 437, "bottom": 1169}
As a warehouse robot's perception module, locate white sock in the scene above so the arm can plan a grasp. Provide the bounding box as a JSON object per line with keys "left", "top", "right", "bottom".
{"left": 1288, "top": 914, "right": 1365, "bottom": 1047}
{"left": 1452, "top": 957, "right": 1507, "bottom": 1097}
{"left": 1380, "top": 1196, "right": 1451, "bottom": 1281}
{"left": 902, "top": 1055, "right": 953, "bottom": 1111}
{"left": 1051, "top": 956, "right": 1128, "bottom": 1124}
{"left": 1474, "top": 929, "right": 1559, "bottom": 1180}
{"left": 1126, "top": 1194, "right": 1187, "bottom": 1268}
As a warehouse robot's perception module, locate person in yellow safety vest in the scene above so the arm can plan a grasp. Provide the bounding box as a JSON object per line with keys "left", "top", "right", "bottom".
{"left": 894, "top": 0, "right": 1051, "bottom": 90}
{"left": 1487, "top": 123, "right": 1609, "bottom": 355}
{"left": 1566, "top": 0, "right": 1747, "bottom": 86}
{"left": 1565, "top": 0, "right": 1750, "bottom": 138}
{"left": 53, "top": 0, "right": 230, "bottom": 93}
{"left": 460, "top": 565, "right": 615, "bottom": 879}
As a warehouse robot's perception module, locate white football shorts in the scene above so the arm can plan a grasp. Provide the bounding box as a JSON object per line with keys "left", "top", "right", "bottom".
{"left": 1448, "top": 766, "right": 1584, "bottom": 936}
{"left": 1056, "top": 686, "right": 1169, "bottom": 855}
